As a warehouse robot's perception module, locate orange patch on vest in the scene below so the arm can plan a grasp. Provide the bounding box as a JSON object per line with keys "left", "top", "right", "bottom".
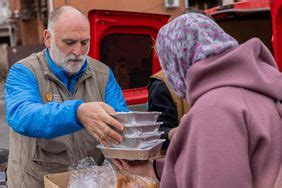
{"left": 46, "top": 92, "right": 52, "bottom": 102}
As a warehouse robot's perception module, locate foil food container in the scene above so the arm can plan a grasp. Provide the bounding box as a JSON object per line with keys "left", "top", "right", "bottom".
{"left": 110, "top": 111, "right": 161, "bottom": 124}
{"left": 97, "top": 139, "right": 165, "bottom": 160}
{"left": 120, "top": 122, "right": 163, "bottom": 136}
{"left": 112, "top": 131, "right": 164, "bottom": 148}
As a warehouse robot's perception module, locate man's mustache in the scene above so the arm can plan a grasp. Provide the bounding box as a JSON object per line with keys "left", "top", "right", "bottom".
{"left": 65, "top": 55, "right": 86, "bottom": 62}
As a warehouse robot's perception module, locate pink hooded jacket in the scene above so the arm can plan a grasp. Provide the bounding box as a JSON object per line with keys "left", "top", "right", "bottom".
{"left": 155, "top": 38, "right": 282, "bottom": 188}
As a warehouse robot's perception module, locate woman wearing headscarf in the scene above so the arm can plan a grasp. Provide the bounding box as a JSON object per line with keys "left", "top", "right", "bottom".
{"left": 113, "top": 13, "right": 282, "bottom": 188}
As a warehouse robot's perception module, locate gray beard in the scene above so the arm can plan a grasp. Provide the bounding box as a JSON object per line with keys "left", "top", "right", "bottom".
{"left": 49, "top": 42, "right": 88, "bottom": 75}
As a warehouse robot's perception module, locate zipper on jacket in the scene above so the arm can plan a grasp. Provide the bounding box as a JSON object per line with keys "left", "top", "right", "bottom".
{"left": 68, "top": 78, "right": 72, "bottom": 99}
{"left": 72, "top": 73, "right": 92, "bottom": 98}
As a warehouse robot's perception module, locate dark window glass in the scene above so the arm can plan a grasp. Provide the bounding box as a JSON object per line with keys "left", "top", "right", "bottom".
{"left": 0, "top": 37, "right": 10, "bottom": 46}
{"left": 189, "top": 0, "right": 220, "bottom": 10}
{"left": 100, "top": 34, "right": 152, "bottom": 89}
{"left": 215, "top": 11, "right": 272, "bottom": 52}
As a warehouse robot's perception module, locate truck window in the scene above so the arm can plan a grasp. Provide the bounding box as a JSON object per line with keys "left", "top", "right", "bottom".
{"left": 215, "top": 10, "right": 272, "bottom": 52}
{"left": 100, "top": 34, "right": 153, "bottom": 90}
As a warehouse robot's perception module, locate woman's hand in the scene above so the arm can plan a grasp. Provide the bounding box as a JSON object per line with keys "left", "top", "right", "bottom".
{"left": 112, "top": 159, "right": 156, "bottom": 178}
{"left": 168, "top": 127, "right": 178, "bottom": 140}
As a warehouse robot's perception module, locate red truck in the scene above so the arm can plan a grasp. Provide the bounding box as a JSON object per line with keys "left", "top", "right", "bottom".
{"left": 87, "top": 0, "right": 281, "bottom": 110}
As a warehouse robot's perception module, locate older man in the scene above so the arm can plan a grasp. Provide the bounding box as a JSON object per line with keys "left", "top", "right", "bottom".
{"left": 5, "top": 6, "right": 128, "bottom": 188}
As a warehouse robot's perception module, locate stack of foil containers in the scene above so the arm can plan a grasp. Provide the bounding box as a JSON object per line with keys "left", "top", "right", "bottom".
{"left": 97, "top": 111, "right": 165, "bottom": 160}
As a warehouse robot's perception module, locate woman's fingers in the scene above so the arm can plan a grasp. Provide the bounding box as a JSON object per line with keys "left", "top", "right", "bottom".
{"left": 112, "top": 159, "right": 124, "bottom": 170}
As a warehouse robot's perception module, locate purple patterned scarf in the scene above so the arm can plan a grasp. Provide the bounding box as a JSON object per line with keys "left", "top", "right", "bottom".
{"left": 156, "top": 13, "right": 239, "bottom": 98}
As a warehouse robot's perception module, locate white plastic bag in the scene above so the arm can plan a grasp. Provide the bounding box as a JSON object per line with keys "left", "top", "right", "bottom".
{"left": 68, "top": 157, "right": 117, "bottom": 188}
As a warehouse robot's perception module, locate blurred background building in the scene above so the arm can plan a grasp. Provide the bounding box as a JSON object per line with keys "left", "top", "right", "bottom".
{"left": 0, "top": 0, "right": 246, "bottom": 47}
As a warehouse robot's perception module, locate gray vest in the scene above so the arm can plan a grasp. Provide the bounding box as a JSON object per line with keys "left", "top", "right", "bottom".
{"left": 7, "top": 50, "right": 109, "bottom": 188}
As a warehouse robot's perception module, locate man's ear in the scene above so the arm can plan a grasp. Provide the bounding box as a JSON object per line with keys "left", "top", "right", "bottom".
{"left": 43, "top": 29, "right": 51, "bottom": 48}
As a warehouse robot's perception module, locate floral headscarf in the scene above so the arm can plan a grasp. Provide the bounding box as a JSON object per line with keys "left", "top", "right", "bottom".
{"left": 156, "top": 13, "right": 239, "bottom": 98}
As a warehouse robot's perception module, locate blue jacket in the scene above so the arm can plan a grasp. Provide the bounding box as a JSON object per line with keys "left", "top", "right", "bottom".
{"left": 5, "top": 49, "right": 129, "bottom": 139}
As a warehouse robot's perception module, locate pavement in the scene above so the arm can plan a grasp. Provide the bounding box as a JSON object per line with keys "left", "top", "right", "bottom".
{"left": 0, "top": 82, "right": 9, "bottom": 150}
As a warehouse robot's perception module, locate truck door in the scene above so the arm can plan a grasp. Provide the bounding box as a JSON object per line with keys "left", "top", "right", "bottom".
{"left": 88, "top": 10, "right": 169, "bottom": 110}
{"left": 206, "top": 0, "right": 282, "bottom": 71}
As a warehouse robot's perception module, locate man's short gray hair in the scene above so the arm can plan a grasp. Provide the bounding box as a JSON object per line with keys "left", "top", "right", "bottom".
{"left": 47, "top": 6, "right": 89, "bottom": 35}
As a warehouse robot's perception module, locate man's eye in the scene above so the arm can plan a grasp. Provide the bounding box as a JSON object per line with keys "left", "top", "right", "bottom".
{"left": 64, "top": 41, "right": 75, "bottom": 45}
{"left": 81, "top": 41, "right": 88, "bottom": 45}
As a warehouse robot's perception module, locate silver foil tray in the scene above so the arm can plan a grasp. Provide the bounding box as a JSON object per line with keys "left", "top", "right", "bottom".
{"left": 112, "top": 131, "right": 164, "bottom": 148}
{"left": 123, "top": 122, "right": 163, "bottom": 136}
{"left": 110, "top": 111, "right": 161, "bottom": 124}
{"left": 116, "top": 122, "right": 163, "bottom": 136}
{"left": 97, "top": 139, "right": 165, "bottom": 160}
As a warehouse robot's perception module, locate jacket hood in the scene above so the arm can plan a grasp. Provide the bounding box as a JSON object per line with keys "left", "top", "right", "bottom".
{"left": 186, "top": 38, "right": 282, "bottom": 109}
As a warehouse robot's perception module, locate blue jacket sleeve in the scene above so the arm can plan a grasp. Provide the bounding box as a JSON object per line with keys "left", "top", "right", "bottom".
{"left": 105, "top": 70, "right": 129, "bottom": 112}
{"left": 5, "top": 64, "right": 84, "bottom": 139}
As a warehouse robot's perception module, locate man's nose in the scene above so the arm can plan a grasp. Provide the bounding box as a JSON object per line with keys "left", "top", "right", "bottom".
{"left": 72, "top": 44, "right": 82, "bottom": 56}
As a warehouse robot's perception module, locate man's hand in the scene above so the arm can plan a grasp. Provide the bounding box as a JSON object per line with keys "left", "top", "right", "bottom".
{"left": 112, "top": 159, "right": 156, "bottom": 179}
{"left": 77, "top": 102, "right": 124, "bottom": 146}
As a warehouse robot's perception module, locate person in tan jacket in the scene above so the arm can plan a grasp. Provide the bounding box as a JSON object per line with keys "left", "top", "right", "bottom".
{"left": 148, "top": 70, "right": 188, "bottom": 150}
{"left": 5, "top": 6, "right": 128, "bottom": 187}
